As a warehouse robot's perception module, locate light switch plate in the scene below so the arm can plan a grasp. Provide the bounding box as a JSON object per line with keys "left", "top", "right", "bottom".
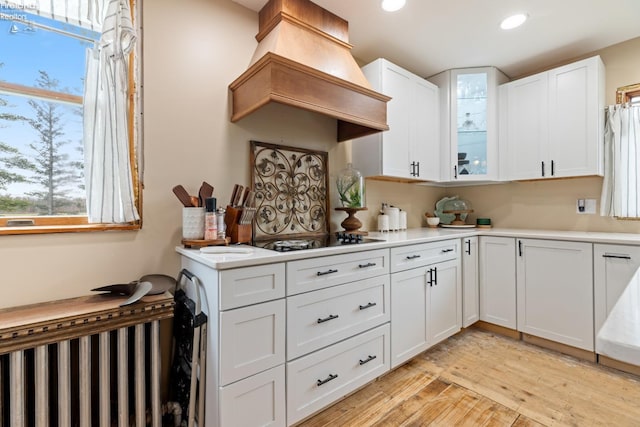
{"left": 576, "top": 199, "right": 596, "bottom": 214}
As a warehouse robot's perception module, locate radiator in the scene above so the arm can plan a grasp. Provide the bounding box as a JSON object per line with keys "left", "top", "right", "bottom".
{"left": 0, "top": 293, "right": 174, "bottom": 427}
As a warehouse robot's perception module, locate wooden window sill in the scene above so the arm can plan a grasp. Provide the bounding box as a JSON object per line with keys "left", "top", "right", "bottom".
{"left": 0, "top": 222, "right": 141, "bottom": 235}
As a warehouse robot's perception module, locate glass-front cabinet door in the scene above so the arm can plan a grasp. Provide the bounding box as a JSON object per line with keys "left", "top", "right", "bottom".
{"left": 456, "top": 72, "right": 488, "bottom": 177}
{"left": 428, "top": 66, "right": 508, "bottom": 182}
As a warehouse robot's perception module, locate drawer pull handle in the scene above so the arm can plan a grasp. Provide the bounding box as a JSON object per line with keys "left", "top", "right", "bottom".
{"left": 603, "top": 254, "right": 632, "bottom": 260}
{"left": 317, "top": 373, "right": 338, "bottom": 386}
{"left": 317, "top": 314, "right": 339, "bottom": 324}
{"left": 406, "top": 255, "right": 421, "bottom": 260}
{"left": 359, "top": 355, "right": 377, "bottom": 366}
{"left": 317, "top": 268, "right": 338, "bottom": 276}
{"left": 358, "top": 262, "right": 377, "bottom": 268}
{"left": 441, "top": 248, "right": 454, "bottom": 253}
{"left": 359, "top": 302, "right": 377, "bottom": 310}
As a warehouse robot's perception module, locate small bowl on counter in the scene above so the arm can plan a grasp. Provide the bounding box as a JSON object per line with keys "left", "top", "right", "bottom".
{"left": 425, "top": 216, "right": 440, "bottom": 228}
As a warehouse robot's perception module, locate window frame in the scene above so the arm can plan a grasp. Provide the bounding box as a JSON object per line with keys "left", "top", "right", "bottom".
{"left": 616, "top": 83, "right": 640, "bottom": 104}
{"left": 0, "top": 0, "right": 142, "bottom": 236}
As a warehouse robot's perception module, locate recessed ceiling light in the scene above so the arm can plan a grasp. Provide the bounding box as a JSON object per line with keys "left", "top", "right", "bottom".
{"left": 381, "top": 0, "right": 406, "bottom": 12}
{"left": 500, "top": 13, "right": 528, "bottom": 30}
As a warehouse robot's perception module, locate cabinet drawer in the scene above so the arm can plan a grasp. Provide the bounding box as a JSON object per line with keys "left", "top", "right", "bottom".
{"left": 286, "top": 324, "right": 390, "bottom": 425}
{"left": 287, "top": 275, "right": 390, "bottom": 360}
{"left": 219, "top": 263, "right": 285, "bottom": 310}
{"left": 390, "top": 240, "right": 459, "bottom": 273}
{"left": 219, "top": 364, "right": 285, "bottom": 427}
{"left": 220, "top": 299, "right": 285, "bottom": 386}
{"left": 287, "top": 249, "right": 389, "bottom": 295}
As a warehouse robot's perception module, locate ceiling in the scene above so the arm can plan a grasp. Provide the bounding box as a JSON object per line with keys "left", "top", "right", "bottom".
{"left": 231, "top": 0, "right": 640, "bottom": 79}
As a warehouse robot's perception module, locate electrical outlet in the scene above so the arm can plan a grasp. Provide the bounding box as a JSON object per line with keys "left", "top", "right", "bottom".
{"left": 576, "top": 199, "right": 596, "bottom": 214}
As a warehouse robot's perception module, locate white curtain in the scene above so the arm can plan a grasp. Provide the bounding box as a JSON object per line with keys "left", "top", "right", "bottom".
{"left": 601, "top": 103, "right": 640, "bottom": 218}
{"left": 15, "top": 0, "right": 106, "bottom": 30}
{"left": 83, "top": 0, "right": 139, "bottom": 223}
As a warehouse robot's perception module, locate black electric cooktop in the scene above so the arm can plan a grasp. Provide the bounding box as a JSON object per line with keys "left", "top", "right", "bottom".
{"left": 252, "top": 232, "right": 383, "bottom": 252}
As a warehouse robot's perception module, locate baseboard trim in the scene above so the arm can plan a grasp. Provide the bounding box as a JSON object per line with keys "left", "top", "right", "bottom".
{"left": 521, "top": 333, "right": 596, "bottom": 362}
{"left": 598, "top": 355, "right": 640, "bottom": 377}
{"left": 472, "top": 321, "right": 521, "bottom": 340}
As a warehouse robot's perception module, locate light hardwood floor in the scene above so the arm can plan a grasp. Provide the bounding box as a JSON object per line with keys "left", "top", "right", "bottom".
{"left": 298, "top": 328, "right": 640, "bottom": 426}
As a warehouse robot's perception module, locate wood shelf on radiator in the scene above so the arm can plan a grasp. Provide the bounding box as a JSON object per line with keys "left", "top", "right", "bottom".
{"left": 0, "top": 293, "right": 174, "bottom": 355}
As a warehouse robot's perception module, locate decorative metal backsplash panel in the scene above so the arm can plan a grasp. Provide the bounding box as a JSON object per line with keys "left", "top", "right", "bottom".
{"left": 250, "top": 141, "right": 329, "bottom": 239}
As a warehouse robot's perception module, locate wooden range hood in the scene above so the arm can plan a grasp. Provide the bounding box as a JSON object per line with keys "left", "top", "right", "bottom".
{"left": 229, "top": 0, "right": 390, "bottom": 142}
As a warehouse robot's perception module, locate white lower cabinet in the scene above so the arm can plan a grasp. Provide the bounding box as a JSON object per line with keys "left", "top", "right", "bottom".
{"left": 285, "top": 249, "right": 391, "bottom": 425}
{"left": 286, "top": 249, "right": 389, "bottom": 295}
{"left": 179, "top": 257, "right": 288, "bottom": 427}
{"left": 287, "top": 275, "right": 390, "bottom": 359}
{"left": 219, "top": 263, "right": 285, "bottom": 310}
{"left": 462, "top": 237, "right": 479, "bottom": 327}
{"left": 429, "top": 259, "right": 462, "bottom": 344}
{"left": 391, "top": 266, "right": 428, "bottom": 366}
{"left": 219, "top": 299, "right": 286, "bottom": 386}
{"left": 391, "top": 241, "right": 461, "bottom": 368}
{"left": 479, "top": 236, "right": 517, "bottom": 329}
{"left": 184, "top": 232, "right": 640, "bottom": 426}
{"left": 286, "top": 324, "right": 390, "bottom": 425}
{"left": 594, "top": 244, "right": 640, "bottom": 337}
{"left": 516, "top": 239, "right": 594, "bottom": 351}
{"left": 220, "top": 364, "right": 286, "bottom": 427}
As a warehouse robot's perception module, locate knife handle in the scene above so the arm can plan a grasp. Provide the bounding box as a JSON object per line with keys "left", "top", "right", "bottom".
{"left": 241, "top": 187, "right": 250, "bottom": 206}
{"left": 233, "top": 185, "right": 244, "bottom": 206}
{"left": 230, "top": 184, "right": 239, "bottom": 206}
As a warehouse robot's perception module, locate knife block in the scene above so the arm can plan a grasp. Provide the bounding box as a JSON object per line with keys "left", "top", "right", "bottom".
{"left": 224, "top": 205, "right": 252, "bottom": 244}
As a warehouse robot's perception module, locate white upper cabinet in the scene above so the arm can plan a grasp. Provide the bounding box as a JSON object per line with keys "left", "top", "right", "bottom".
{"left": 503, "top": 55, "right": 605, "bottom": 180}
{"left": 503, "top": 73, "right": 548, "bottom": 180}
{"left": 428, "top": 67, "right": 508, "bottom": 182}
{"left": 352, "top": 58, "right": 439, "bottom": 182}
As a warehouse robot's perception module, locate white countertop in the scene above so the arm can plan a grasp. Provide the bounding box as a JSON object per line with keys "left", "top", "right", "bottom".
{"left": 175, "top": 228, "right": 478, "bottom": 270}
{"left": 176, "top": 227, "right": 640, "bottom": 270}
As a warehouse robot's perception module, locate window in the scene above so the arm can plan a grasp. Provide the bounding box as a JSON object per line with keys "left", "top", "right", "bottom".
{"left": 616, "top": 82, "right": 640, "bottom": 105}
{"left": 601, "top": 85, "right": 640, "bottom": 219}
{"left": 0, "top": 1, "right": 141, "bottom": 235}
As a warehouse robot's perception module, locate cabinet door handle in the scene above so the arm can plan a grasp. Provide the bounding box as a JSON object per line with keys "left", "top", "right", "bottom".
{"left": 541, "top": 161, "right": 545, "bottom": 177}
{"left": 465, "top": 240, "right": 471, "bottom": 255}
{"left": 359, "top": 355, "right": 377, "bottom": 365}
{"left": 551, "top": 160, "right": 555, "bottom": 176}
{"left": 518, "top": 240, "right": 523, "bottom": 257}
{"left": 358, "top": 262, "right": 377, "bottom": 268}
{"left": 454, "top": 165, "right": 458, "bottom": 179}
{"left": 359, "top": 302, "right": 377, "bottom": 310}
{"left": 316, "top": 373, "right": 338, "bottom": 386}
{"left": 603, "top": 254, "right": 632, "bottom": 259}
{"left": 317, "top": 314, "right": 339, "bottom": 324}
{"left": 406, "top": 254, "right": 421, "bottom": 260}
{"left": 317, "top": 268, "right": 338, "bottom": 276}
{"left": 427, "top": 268, "right": 433, "bottom": 287}
{"left": 410, "top": 161, "right": 417, "bottom": 176}
{"left": 433, "top": 266, "right": 438, "bottom": 285}
{"left": 441, "top": 248, "right": 454, "bottom": 253}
